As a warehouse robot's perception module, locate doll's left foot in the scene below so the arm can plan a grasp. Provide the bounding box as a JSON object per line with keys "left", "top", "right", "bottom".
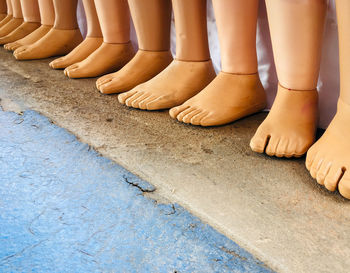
{"left": 306, "top": 99, "right": 350, "bottom": 199}
{"left": 118, "top": 59, "right": 216, "bottom": 110}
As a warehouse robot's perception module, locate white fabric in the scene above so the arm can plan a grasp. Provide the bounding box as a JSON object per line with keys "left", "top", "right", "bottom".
{"left": 77, "top": 0, "right": 339, "bottom": 129}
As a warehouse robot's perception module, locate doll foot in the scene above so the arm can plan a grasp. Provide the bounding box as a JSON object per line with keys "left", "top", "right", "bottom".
{"left": 49, "top": 36, "right": 103, "bottom": 69}
{"left": 118, "top": 59, "right": 216, "bottom": 110}
{"left": 0, "top": 17, "right": 23, "bottom": 37}
{"left": 13, "top": 28, "right": 83, "bottom": 60}
{"left": 0, "top": 13, "right": 7, "bottom": 22}
{"left": 306, "top": 99, "right": 350, "bottom": 199}
{"left": 64, "top": 41, "right": 134, "bottom": 78}
{"left": 4, "top": 24, "right": 52, "bottom": 51}
{"left": 0, "top": 21, "right": 40, "bottom": 44}
{"left": 96, "top": 49, "right": 173, "bottom": 94}
{"left": 0, "top": 14, "right": 12, "bottom": 28}
{"left": 170, "top": 72, "right": 266, "bottom": 126}
{"left": 250, "top": 84, "right": 318, "bottom": 158}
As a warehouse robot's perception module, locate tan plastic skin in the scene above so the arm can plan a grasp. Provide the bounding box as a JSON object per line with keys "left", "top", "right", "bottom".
{"left": 0, "top": 0, "right": 23, "bottom": 37}
{"left": 4, "top": 0, "right": 55, "bottom": 51}
{"left": 306, "top": 0, "right": 350, "bottom": 199}
{"left": 62, "top": 0, "right": 135, "bottom": 78}
{"left": 0, "top": 0, "right": 13, "bottom": 28}
{"left": 169, "top": 0, "right": 266, "bottom": 125}
{"left": 250, "top": 0, "right": 327, "bottom": 157}
{"left": 0, "top": 0, "right": 41, "bottom": 45}
{"left": 118, "top": 0, "right": 216, "bottom": 110}
{"left": 49, "top": 0, "right": 103, "bottom": 70}
{"left": 4, "top": 0, "right": 54, "bottom": 51}
{"left": 0, "top": 0, "right": 7, "bottom": 21}
{"left": 50, "top": 0, "right": 103, "bottom": 69}
{"left": 96, "top": 0, "right": 173, "bottom": 94}
{"left": 13, "top": 0, "right": 83, "bottom": 60}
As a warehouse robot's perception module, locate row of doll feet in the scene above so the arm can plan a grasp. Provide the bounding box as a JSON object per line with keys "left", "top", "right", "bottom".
{"left": 0, "top": 14, "right": 348, "bottom": 201}
{"left": 115, "top": 65, "right": 350, "bottom": 200}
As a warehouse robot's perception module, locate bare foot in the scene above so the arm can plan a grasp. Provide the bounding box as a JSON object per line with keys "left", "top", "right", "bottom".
{"left": 4, "top": 25, "right": 52, "bottom": 51}
{"left": 306, "top": 99, "right": 350, "bottom": 199}
{"left": 0, "top": 17, "right": 23, "bottom": 37}
{"left": 250, "top": 84, "right": 318, "bottom": 158}
{"left": 49, "top": 37, "right": 103, "bottom": 69}
{"left": 0, "top": 15, "right": 12, "bottom": 28}
{"left": 13, "top": 28, "right": 83, "bottom": 60}
{"left": 169, "top": 72, "right": 266, "bottom": 126}
{"left": 63, "top": 41, "right": 134, "bottom": 78}
{"left": 0, "top": 21, "right": 40, "bottom": 45}
{"left": 118, "top": 59, "right": 216, "bottom": 110}
{"left": 96, "top": 50, "right": 173, "bottom": 94}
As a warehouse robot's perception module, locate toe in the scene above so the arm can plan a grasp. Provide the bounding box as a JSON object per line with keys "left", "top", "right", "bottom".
{"left": 306, "top": 144, "right": 318, "bottom": 170}
{"left": 118, "top": 90, "right": 137, "bottom": 104}
{"left": 200, "top": 113, "right": 220, "bottom": 127}
{"left": 169, "top": 104, "right": 189, "bottom": 119}
{"left": 182, "top": 109, "right": 201, "bottom": 124}
{"left": 97, "top": 79, "right": 112, "bottom": 92}
{"left": 131, "top": 93, "right": 149, "bottom": 108}
{"left": 98, "top": 80, "right": 119, "bottom": 94}
{"left": 285, "top": 141, "right": 298, "bottom": 158}
{"left": 310, "top": 155, "right": 323, "bottom": 179}
{"left": 316, "top": 160, "right": 332, "bottom": 185}
{"left": 250, "top": 130, "right": 271, "bottom": 154}
{"left": 138, "top": 95, "right": 156, "bottom": 110}
{"left": 176, "top": 106, "right": 193, "bottom": 122}
{"left": 190, "top": 111, "right": 207, "bottom": 126}
{"left": 338, "top": 171, "right": 350, "bottom": 199}
{"left": 324, "top": 165, "right": 344, "bottom": 192}
{"left": 145, "top": 97, "right": 168, "bottom": 110}
{"left": 275, "top": 138, "right": 289, "bottom": 158}
{"left": 265, "top": 136, "right": 280, "bottom": 157}
{"left": 125, "top": 92, "right": 144, "bottom": 107}
{"left": 49, "top": 58, "right": 64, "bottom": 69}
{"left": 96, "top": 75, "right": 113, "bottom": 87}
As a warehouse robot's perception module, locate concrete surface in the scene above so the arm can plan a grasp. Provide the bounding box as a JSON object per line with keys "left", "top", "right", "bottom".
{"left": 0, "top": 48, "right": 349, "bottom": 273}
{"left": 0, "top": 109, "right": 272, "bottom": 273}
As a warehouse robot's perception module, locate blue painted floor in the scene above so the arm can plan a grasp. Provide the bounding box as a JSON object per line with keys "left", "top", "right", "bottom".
{"left": 0, "top": 109, "right": 272, "bottom": 273}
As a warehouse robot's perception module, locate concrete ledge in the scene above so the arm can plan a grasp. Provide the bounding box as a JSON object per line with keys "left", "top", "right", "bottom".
{"left": 0, "top": 48, "right": 349, "bottom": 273}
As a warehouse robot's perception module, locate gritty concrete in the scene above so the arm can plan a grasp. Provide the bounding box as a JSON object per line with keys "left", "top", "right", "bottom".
{"left": 0, "top": 48, "right": 349, "bottom": 273}
{"left": 0, "top": 109, "right": 272, "bottom": 273}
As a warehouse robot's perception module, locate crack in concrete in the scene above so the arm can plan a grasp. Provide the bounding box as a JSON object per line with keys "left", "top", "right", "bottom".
{"left": 220, "top": 246, "right": 248, "bottom": 261}
{"left": 122, "top": 175, "right": 156, "bottom": 193}
{"left": 165, "top": 204, "right": 177, "bottom": 216}
{"left": 0, "top": 239, "right": 48, "bottom": 265}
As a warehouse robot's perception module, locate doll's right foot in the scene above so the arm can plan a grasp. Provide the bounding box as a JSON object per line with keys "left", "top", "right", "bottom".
{"left": 13, "top": 28, "right": 83, "bottom": 60}
{"left": 96, "top": 49, "right": 173, "bottom": 94}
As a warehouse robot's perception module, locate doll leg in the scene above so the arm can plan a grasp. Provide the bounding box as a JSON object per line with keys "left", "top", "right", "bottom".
{"left": 170, "top": 0, "right": 266, "bottom": 126}
{"left": 306, "top": 0, "right": 350, "bottom": 199}
{"left": 14, "top": 0, "right": 83, "bottom": 60}
{"left": 0, "top": 0, "right": 40, "bottom": 44}
{"left": 63, "top": 0, "right": 134, "bottom": 78}
{"left": 250, "top": 0, "right": 326, "bottom": 158}
{"left": 0, "top": 0, "right": 23, "bottom": 37}
{"left": 5, "top": 0, "right": 54, "bottom": 51}
{"left": 0, "top": 0, "right": 13, "bottom": 28}
{"left": 118, "top": 0, "right": 216, "bottom": 110}
{"left": 96, "top": 0, "right": 173, "bottom": 94}
{"left": 49, "top": 0, "right": 103, "bottom": 70}
{"left": 0, "top": 0, "right": 7, "bottom": 21}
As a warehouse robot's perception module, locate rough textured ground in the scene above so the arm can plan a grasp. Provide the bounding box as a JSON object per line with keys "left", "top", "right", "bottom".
{"left": 0, "top": 48, "right": 349, "bottom": 273}
{"left": 0, "top": 109, "right": 271, "bottom": 273}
